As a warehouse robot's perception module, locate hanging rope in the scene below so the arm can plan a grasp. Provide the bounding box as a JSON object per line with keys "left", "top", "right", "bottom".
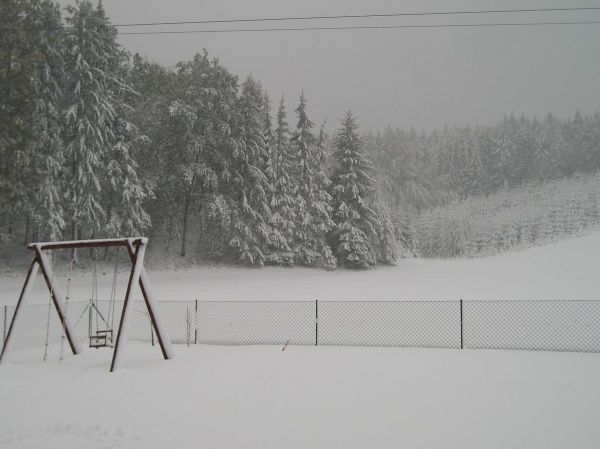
{"left": 42, "top": 250, "right": 56, "bottom": 362}
{"left": 108, "top": 247, "right": 119, "bottom": 332}
{"left": 59, "top": 246, "right": 76, "bottom": 363}
{"left": 91, "top": 248, "right": 99, "bottom": 334}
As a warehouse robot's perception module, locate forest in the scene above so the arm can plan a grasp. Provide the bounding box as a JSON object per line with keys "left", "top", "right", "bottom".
{"left": 1, "top": 0, "right": 600, "bottom": 269}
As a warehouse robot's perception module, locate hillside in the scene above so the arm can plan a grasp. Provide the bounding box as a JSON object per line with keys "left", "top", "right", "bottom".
{"left": 412, "top": 172, "right": 600, "bottom": 258}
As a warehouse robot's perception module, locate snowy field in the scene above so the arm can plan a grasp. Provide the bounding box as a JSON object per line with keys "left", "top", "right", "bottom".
{"left": 1, "top": 344, "right": 599, "bottom": 449}
{"left": 1, "top": 231, "right": 599, "bottom": 305}
{"left": 1, "top": 233, "right": 600, "bottom": 449}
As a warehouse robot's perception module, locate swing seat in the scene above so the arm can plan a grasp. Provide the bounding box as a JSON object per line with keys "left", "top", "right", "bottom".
{"left": 89, "top": 330, "right": 113, "bottom": 348}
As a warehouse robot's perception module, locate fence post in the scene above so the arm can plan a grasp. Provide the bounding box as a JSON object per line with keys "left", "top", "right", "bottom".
{"left": 194, "top": 300, "right": 198, "bottom": 345}
{"left": 460, "top": 299, "right": 464, "bottom": 349}
{"left": 186, "top": 306, "right": 191, "bottom": 347}
{"left": 315, "top": 300, "right": 318, "bottom": 346}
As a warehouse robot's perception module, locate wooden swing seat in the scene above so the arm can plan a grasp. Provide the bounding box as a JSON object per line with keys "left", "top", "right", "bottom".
{"left": 89, "top": 330, "right": 113, "bottom": 348}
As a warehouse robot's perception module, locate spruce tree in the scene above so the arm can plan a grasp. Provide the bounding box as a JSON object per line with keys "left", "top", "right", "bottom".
{"left": 228, "top": 77, "right": 272, "bottom": 266}
{"left": 266, "top": 97, "right": 296, "bottom": 265}
{"left": 24, "top": 0, "right": 66, "bottom": 241}
{"left": 63, "top": 1, "right": 150, "bottom": 240}
{"left": 63, "top": 0, "right": 115, "bottom": 238}
{"left": 330, "top": 111, "right": 383, "bottom": 268}
{"left": 105, "top": 53, "right": 151, "bottom": 237}
{"left": 290, "top": 92, "right": 336, "bottom": 268}
{"left": 0, "top": 0, "right": 43, "bottom": 240}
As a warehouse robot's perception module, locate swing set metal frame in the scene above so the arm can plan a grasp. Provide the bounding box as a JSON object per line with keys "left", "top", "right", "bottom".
{"left": 0, "top": 237, "right": 173, "bottom": 372}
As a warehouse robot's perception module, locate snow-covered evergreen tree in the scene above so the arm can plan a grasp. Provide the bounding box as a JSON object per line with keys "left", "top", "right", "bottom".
{"left": 493, "top": 115, "right": 518, "bottom": 188}
{"left": 104, "top": 122, "right": 152, "bottom": 237}
{"left": 104, "top": 51, "right": 151, "bottom": 237}
{"left": 290, "top": 92, "right": 336, "bottom": 268}
{"left": 533, "top": 114, "right": 563, "bottom": 180}
{"left": 330, "top": 111, "right": 395, "bottom": 268}
{"left": 228, "top": 77, "right": 272, "bottom": 266}
{"left": 24, "top": 0, "right": 66, "bottom": 241}
{"left": 63, "top": 0, "right": 150, "bottom": 241}
{"left": 0, "top": 0, "right": 43, "bottom": 240}
{"left": 63, "top": 0, "right": 115, "bottom": 238}
{"left": 266, "top": 97, "right": 296, "bottom": 265}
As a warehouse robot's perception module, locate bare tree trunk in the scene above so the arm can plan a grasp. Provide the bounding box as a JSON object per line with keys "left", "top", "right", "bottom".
{"left": 180, "top": 192, "right": 191, "bottom": 258}
{"left": 23, "top": 216, "right": 30, "bottom": 244}
{"left": 71, "top": 220, "right": 79, "bottom": 263}
{"left": 180, "top": 174, "right": 197, "bottom": 258}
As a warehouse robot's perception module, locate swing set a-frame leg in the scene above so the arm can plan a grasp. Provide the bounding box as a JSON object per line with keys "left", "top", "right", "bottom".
{"left": 0, "top": 248, "right": 83, "bottom": 365}
{"left": 109, "top": 240, "right": 173, "bottom": 372}
{"left": 0, "top": 257, "right": 39, "bottom": 364}
{"left": 126, "top": 241, "right": 173, "bottom": 362}
{"left": 34, "top": 246, "right": 82, "bottom": 356}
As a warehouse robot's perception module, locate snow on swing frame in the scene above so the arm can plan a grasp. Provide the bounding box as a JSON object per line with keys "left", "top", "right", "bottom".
{"left": 0, "top": 237, "right": 174, "bottom": 372}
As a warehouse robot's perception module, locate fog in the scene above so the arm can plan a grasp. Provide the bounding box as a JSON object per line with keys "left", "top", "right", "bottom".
{"left": 53, "top": 0, "right": 600, "bottom": 131}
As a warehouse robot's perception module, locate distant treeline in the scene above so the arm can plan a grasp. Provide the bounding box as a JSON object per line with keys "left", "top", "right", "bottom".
{"left": 367, "top": 111, "right": 600, "bottom": 212}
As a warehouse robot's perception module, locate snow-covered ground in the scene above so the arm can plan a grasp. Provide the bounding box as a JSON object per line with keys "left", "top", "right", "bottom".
{"left": 1, "top": 344, "right": 599, "bottom": 449}
{"left": 1, "top": 233, "right": 600, "bottom": 449}
{"left": 1, "top": 231, "right": 599, "bottom": 305}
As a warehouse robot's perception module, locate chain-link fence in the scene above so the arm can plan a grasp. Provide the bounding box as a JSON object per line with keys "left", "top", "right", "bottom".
{"left": 197, "top": 301, "right": 316, "bottom": 345}
{"left": 464, "top": 300, "right": 600, "bottom": 352}
{"left": 1, "top": 299, "right": 599, "bottom": 354}
{"left": 319, "top": 301, "right": 461, "bottom": 348}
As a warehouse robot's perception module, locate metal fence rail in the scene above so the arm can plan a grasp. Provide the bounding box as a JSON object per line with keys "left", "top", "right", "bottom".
{"left": 1, "top": 299, "right": 599, "bottom": 354}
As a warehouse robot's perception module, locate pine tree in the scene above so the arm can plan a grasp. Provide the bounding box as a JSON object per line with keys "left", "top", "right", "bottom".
{"left": 62, "top": 1, "right": 151, "bottom": 242}
{"left": 104, "top": 51, "right": 152, "bottom": 237}
{"left": 29, "top": 1, "right": 67, "bottom": 240}
{"left": 266, "top": 97, "right": 296, "bottom": 265}
{"left": 0, "top": 0, "right": 43, "bottom": 240}
{"left": 533, "top": 114, "right": 563, "bottom": 180}
{"left": 63, "top": 0, "right": 116, "bottom": 238}
{"left": 105, "top": 119, "right": 152, "bottom": 236}
{"left": 228, "top": 77, "right": 272, "bottom": 266}
{"left": 291, "top": 92, "right": 336, "bottom": 269}
{"left": 493, "top": 116, "right": 517, "bottom": 189}
{"left": 329, "top": 111, "right": 379, "bottom": 268}
{"left": 371, "top": 193, "right": 397, "bottom": 264}
{"left": 311, "top": 121, "right": 337, "bottom": 268}
{"left": 464, "top": 133, "right": 484, "bottom": 197}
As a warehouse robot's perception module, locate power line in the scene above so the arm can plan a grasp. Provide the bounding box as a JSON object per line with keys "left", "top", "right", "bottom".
{"left": 2, "top": 6, "right": 600, "bottom": 34}
{"left": 109, "top": 6, "right": 600, "bottom": 28}
{"left": 118, "top": 21, "right": 600, "bottom": 36}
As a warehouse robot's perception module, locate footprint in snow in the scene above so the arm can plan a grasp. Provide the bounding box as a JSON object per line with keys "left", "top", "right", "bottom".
{"left": 0, "top": 424, "right": 151, "bottom": 449}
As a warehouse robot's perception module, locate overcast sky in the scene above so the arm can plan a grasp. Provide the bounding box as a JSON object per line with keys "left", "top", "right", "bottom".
{"left": 57, "top": 0, "right": 600, "bottom": 132}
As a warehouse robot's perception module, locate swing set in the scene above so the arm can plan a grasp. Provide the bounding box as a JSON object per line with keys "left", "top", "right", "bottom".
{"left": 0, "top": 237, "right": 173, "bottom": 372}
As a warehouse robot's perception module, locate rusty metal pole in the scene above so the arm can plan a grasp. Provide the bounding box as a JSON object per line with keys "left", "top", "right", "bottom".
{"left": 0, "top": 257, "right": 40, "bottom": 364}
{"left": 2, "top": 305, "right": 7, "bottom": 350}
{"left": 125, "top": 240, "right": 173, "bottom": 361}
{"left": 110, "top": 241, "right": 147, "bottom": 372}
